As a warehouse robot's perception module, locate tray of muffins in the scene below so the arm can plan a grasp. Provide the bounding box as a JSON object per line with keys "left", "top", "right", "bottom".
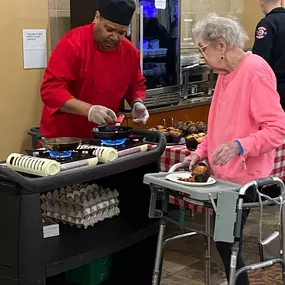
{"left": 145, "top": 121, "right": 207, "bottom": 148}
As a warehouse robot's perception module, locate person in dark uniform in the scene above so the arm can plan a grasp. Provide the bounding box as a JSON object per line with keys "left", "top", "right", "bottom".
{"left": 252, "top": 0, "right": 285, "bottom": 109}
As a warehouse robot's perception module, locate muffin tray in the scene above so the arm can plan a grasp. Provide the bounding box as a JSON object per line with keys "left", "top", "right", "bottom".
{"left": 143, "top": 172, "right": 240, "bottom": 201}
{"left": 143, "top": 137, "right": 186, "bottom": 146}
{"left": 147, "top": 121, "right": 207, "bottom": 146}
{"left": 40, "top": 183, "right": 120, "bottom": 229}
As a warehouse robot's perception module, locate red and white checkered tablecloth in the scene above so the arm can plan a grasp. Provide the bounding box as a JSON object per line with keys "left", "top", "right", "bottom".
{"left": 160, "top": 143, "right": 285, "bottom": 214}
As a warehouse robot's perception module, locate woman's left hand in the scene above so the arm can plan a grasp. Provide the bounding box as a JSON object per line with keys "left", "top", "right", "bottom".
{"left": 211, "top": 142, "right": 239, "bottom": 166}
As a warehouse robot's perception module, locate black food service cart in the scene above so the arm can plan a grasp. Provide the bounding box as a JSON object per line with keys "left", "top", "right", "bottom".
{"left": 0, "top": 130, "right": 166, "bottom": 285}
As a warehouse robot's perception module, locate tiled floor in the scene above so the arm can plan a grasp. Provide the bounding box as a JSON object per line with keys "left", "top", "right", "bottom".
{"left": 160, "top": 206, "right": 283, "bottom": 284}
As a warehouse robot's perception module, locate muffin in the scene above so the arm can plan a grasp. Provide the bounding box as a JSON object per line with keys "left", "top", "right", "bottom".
{"left": 175, "top": 121, "right": 185, "bottom": 129}
{"left": 187, "top": 124, "right": 198, "bottom": 135}
{"left": 167, "top": 127, "right": 175, "bottom": 132}
{"left": 169, "top": 130, "right": 182, "bottom": 143}
{"left": 196, "top": 121, "right": 207, "bottom": 133}
{"left": 192, "top": 162, "right": 210, "bottom": 182}
{"left": 161, "top": 130, "right": 170, "bottom": 142}
{"left": 156, "top": 125, "right": 165, "bottom": 130}
{"left": 186, "top": 133, "right": 205, "bottom": 149}
{"left": 146, "top": 128, "right": 159, "bottom": 142}
{"left": 186, "top": 134, "right": 199, "bottom": 149}
{"left": 174, "top": 122, "right": 187, "bottom": 136}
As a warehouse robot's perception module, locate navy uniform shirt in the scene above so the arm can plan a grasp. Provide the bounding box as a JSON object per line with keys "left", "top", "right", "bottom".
{"left": 252, "top": 7, "right": 285, "bottom": 108}
{"left": 253, "top": 7, "right": 285, "bottom": 79}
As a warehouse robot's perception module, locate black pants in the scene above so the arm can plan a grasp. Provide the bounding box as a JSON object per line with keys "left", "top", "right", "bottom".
{"left": 215, "top": 209, "right": 250, "bottom": 285}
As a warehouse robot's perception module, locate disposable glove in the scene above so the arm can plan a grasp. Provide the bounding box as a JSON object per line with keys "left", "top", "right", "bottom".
{"left": 132, "top": 102, "right": 149, "bottom": 124}
{"left": 88, "top": 105, "right": 117, "bottom": 126}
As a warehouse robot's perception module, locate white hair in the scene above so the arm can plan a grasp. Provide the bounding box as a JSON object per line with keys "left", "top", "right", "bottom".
{"left": 192, "top": 14, "right": 249, "bottom": 49}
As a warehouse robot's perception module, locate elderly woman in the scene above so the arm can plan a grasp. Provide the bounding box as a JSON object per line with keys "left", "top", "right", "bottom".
{"left": 185, "top": 14, "right": 285, "bottom": 285}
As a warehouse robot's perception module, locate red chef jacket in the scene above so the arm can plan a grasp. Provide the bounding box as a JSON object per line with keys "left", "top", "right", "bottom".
{"left": 40, "top": 22, "right": 146, "bottom": 138}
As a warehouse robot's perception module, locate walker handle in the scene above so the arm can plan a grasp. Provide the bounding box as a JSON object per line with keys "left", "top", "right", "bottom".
{"left": 255, "top": 177, "right": 275, "bottom": 188}
{"left": 168, "top": 161, "right": 190, "bottom": 173}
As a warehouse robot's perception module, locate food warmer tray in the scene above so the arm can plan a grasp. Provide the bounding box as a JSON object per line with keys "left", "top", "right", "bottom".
{"left": 143, "top": 172, "right": 240, "bottom": 201}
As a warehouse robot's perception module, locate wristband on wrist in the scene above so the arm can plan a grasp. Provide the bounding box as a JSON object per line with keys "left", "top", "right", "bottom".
{"left": 234, "top": 140, "right": 244, "bottom": 156}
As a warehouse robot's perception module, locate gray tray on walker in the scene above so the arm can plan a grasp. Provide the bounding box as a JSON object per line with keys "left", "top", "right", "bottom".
{"left": 143, "top": 172, "right": 241, "bottom": 201}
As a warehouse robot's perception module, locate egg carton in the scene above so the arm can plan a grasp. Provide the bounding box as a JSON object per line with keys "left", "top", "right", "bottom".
{"left": 41, "top": 195, "right": 119, "bottom": 219}
{"left": 41, "top": 184, "right": 118, "bottom": 209}
{"left": 44, "top": 204, "right": 120, "bottom": 229}
{"left": 42, "top": 198, "right": 120, "bottom": 221}
{"left": 41, "top": 183, "right": 120, "bottom": 229}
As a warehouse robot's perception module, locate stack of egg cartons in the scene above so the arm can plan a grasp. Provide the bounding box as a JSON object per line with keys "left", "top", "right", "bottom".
{"left": 40, "top": 183, "right": 120, "bottom": 229}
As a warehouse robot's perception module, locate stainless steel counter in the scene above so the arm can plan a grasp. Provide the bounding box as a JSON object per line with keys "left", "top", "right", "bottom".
{"left": 122, "top": 97, "right": 212, "bottom": 118}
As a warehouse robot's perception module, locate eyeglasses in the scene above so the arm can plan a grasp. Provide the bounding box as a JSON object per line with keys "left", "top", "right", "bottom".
{"left": 198, "top": 43, "right": 211, "bottom": 54}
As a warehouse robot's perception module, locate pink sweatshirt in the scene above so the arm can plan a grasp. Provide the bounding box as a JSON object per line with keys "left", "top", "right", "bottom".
{"left": 195, "top": 53, "right": 285, "bottom": 184}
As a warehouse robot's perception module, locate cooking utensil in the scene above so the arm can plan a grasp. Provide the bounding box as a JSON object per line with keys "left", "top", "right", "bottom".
{"left": 114, "top": 114, "right": 125, "bottom": 126}
{"left": 40, "top": 137, "right": 82, "bottom": 151}
{"left": 92, "top": 126, "right": 133, "bottom": 140}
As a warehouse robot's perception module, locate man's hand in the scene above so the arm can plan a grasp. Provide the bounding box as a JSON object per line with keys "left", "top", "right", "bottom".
{"left": 211, "top": 142, "right": 239, "bottom": 166}
{"left": 132, "top": 102, "right": 149, "bottom": 125}
{"left": 88, "top": 105, "right": 117, "bottom": 126}
{"left": 184, "top": 153, "right": 200, "bottom": 170}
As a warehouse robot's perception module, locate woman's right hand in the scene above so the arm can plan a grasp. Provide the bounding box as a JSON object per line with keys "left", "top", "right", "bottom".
{"left": 184, "top": 153, "right": 200, "bottom": 170}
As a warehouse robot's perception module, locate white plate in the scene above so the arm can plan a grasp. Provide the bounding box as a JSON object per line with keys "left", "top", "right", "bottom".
{"left": 166, "top": 171, "right": 216, "bottom": 186}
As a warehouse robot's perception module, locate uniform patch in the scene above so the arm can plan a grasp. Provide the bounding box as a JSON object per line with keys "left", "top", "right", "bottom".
{"left": 256, "top": 26, "right": 267, "bottom": 39}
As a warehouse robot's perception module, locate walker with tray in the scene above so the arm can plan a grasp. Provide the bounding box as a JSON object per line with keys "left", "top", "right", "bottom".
{"left": 143, "top": 161, "right": 285, "bottom": 285}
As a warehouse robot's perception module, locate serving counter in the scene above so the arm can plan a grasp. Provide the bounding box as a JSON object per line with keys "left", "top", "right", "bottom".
{"left": 122, "top": 99, "right": 211, "bottom": 128}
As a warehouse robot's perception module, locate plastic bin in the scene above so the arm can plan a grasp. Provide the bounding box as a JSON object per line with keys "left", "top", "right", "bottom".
{"left": 65, "top": 256, "right": 111, "bottom": 285}
{"left": 28, "top": 127, "right": 41, "bottom": 149}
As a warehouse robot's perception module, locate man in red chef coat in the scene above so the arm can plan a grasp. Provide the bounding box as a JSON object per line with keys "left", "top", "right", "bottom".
{"left": 40, "top": 0, "right": 149, "bottom": 138}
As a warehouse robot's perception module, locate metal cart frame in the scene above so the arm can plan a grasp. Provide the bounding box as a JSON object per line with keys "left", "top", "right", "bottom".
{"left": 144, "top": 161, "right": 285, "bottom": 285}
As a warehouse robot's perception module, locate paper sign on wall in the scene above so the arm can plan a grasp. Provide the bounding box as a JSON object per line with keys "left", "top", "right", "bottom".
{"left": 155, "top": 0, "right": 166, "bottom": 9}
{"left": 23, "top": 29, "right": 47, "bottom": 69}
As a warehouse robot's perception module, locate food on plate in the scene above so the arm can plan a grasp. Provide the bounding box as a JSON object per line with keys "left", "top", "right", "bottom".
{"left": 192, "top": 164, "right": 207, "bottom": 175}
{"left": 192, "top": 163, "right": 210, "bottom": 182}
{"left": 178, "top": 162, "right": 210, "bottom": 183}
{"left": 148, "top": 127, "right": 157, "bottom": 131}
{"left": 178, "top": 175, "right": 195, "bottom": 182}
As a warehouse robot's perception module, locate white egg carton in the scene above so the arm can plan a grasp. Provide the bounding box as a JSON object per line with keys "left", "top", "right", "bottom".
{"left": 40, "top": 183, "right": 120, "bottom": 229}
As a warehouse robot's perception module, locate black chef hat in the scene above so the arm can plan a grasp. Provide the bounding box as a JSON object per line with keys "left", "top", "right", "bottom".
{"left": 99, "top": 0, "right": 136, "bottom": 26}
